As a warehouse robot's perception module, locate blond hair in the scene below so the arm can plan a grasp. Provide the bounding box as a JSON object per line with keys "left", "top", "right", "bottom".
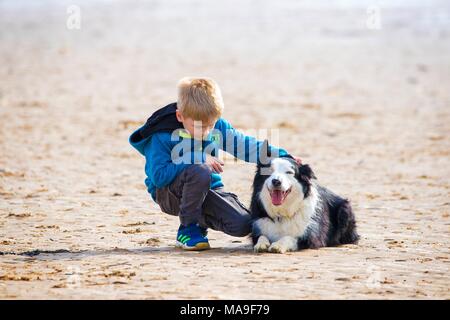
{"left": 177, "top": 77, "right": 224, "bottom": 122}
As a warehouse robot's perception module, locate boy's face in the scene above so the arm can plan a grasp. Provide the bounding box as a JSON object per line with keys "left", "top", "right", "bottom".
{"left": 176, "top": 110, "right": 215, "bottom": 139}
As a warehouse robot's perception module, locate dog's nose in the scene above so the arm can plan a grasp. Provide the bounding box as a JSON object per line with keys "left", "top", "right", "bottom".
{"left": 272, "top": 178, "right": 281, "bottom": 187}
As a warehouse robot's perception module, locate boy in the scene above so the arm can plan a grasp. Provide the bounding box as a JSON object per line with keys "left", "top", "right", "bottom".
{"left": 130, "top": 77, "right": 300, "bottom": 250}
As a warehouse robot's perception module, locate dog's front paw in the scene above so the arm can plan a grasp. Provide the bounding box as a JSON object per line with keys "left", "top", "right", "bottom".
{"left": 254, "top": 236, "right": 270, "bottom": 253}
{"left": 268, "top": 237, "right": 297, "bottom": 254}
{"left": 268, "top": 241, "right": 289, "bottom": 254}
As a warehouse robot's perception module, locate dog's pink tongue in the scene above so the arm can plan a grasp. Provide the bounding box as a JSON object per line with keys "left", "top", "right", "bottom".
{"left": 271, "top": 190, "right": 284, "bottom": 206}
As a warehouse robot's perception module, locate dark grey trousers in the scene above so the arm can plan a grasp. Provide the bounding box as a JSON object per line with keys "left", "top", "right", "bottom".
{"left": 155, "top": 164, "right": 252, "bottom": 237}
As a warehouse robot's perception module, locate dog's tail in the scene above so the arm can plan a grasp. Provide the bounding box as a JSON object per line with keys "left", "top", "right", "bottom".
{"left": 337, "top": 200, "right": 360, "bottom": 245}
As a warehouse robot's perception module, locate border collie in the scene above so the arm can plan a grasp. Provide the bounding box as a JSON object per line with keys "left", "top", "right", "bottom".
{"left": 250, "top": 155, "right": 359, "bottom": 253}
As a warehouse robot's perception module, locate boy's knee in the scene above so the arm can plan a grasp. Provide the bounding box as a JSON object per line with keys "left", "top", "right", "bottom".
{"left": 227, "top": 215, "right": 252, "bottom": 237}
{"left": 184, "top": 164, "right": 211, "bottom": 186}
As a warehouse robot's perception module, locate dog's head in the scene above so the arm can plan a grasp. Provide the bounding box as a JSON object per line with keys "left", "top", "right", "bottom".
{"left": 255, "top": 152, "right": 316, "bottom": 218}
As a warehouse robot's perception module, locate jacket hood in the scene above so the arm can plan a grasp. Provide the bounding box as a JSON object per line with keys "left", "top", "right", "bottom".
{"left": 129, "top": 102, "right": 184, "bottom": 155}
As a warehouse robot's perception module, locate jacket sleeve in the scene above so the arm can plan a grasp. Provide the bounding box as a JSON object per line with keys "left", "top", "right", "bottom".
{"left": 215, "top": 118, "right": 289, "bottom": 163}
{"left": 145, "top": 134, "right": 188, "bottom": 189}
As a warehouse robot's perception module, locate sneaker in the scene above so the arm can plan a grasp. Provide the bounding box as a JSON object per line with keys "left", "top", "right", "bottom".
{"left": 176, "top": 223, "right": 210, "bottom": 251}
{"left": 199, "top": 225, "right": 208, "bottom": 237}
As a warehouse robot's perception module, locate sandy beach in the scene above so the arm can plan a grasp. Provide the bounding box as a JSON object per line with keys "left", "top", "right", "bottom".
{"left": 0, "top": 0, "right": 449, "bottom": 299}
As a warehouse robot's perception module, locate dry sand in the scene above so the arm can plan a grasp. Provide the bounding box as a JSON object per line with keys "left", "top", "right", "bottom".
{"left": 0, "top": 0, "right": 449, "bottom": 299}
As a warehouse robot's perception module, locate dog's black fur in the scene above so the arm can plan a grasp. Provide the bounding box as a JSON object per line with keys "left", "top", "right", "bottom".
{"left": 250, "top": 155, "right": 359, "bottom": 251}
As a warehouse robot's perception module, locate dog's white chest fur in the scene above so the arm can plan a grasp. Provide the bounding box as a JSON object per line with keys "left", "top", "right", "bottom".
{"left": 255, "top": 185, "right": 320, "bottom": 243}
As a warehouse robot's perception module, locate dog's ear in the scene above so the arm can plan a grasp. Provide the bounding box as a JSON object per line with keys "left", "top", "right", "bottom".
{"left": 298, "top": 164, "right": 316, "bottom": 180}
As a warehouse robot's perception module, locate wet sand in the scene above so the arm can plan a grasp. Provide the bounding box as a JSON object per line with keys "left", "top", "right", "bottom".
{"left": 0, "top": 0, "right": 449, "bottom": 299}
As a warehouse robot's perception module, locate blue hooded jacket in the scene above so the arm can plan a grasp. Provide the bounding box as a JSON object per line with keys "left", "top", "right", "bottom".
{"left": 129, "top": 103, "right": 289, "bottom": 201}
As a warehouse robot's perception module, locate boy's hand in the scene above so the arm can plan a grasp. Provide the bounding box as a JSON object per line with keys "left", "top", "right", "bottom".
{"left": 206, "top": 155, "right": 224, "bottom": 173}
{"left": 292, "top": 156, "right": 302, "bottom": 165}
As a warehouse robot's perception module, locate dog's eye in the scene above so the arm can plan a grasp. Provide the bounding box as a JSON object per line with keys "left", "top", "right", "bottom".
{"left": 286, "top": 171, "right": 294, "bottom": 175}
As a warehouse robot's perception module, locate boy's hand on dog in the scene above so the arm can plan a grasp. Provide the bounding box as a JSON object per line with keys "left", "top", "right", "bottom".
{"left": 292, "top": 156, "right": 302, "bottom": 165}
{"left": 206, "top": 155, "right": 224, "bottom": 173}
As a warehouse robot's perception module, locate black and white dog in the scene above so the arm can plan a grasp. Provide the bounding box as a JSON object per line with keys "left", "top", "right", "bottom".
{"left": 250, "top": 154, "right": 359, "bottom": 253}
